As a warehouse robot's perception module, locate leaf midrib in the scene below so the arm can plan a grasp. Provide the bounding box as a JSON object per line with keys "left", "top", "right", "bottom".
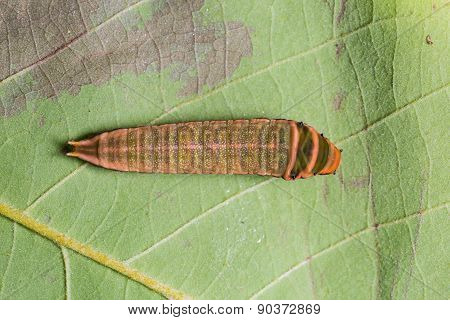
{"left": 0, "top": 203, "right": 189, "bottom": 300}
{"left": 1, "top": 199, "right": 446, "bottom": 299}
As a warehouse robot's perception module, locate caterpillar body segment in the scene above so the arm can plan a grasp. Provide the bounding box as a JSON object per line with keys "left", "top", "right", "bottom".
{"left": 67, "top": 119, "right": 341, "bottom": 180}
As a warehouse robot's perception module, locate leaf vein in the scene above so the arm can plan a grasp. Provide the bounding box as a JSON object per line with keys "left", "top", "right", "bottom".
{"left": 124, "top": 178, "right": 274, "bottom": 264}
{"left": 0, "top": 203, "right": 189, "bottom": 300}
{"left": 0, "top": 0, "right": 150, "bottom": 84}
{"left": 250, "top": 201, "right": 447, "bottom": 299}
{"left": 336, "top": 83, "right": 449, "bottom": 145}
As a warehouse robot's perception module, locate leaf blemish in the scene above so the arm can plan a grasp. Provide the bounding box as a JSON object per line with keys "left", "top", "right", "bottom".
{"left": 336, "top": 0, "right": 347, "bottom": 25}
{"left": 335, "top": 42, "right": 346, "bottom": 59}
{"left": 333, "top": 92, "right": 346, "bottom": 111}
{"left": 322, "top": 180, "right": 330, "bottom": 204}
{"left": 0, "top": 0, "right": 253, "bottom": 117}
{"left": 346, "top": 176, "right": 369, "bottom": 189}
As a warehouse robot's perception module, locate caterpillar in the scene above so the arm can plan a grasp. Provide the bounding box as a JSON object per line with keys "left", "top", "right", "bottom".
{"left": 66, "top": 119, "right": 341, "bottom": 180}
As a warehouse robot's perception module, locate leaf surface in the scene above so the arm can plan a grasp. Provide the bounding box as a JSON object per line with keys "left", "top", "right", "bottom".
{"left": 0, "top": 0, "right": 448, "bottom": 299}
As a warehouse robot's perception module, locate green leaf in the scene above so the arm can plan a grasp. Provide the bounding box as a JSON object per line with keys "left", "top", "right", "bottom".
{"left": 0, "top": 0, "right": 448, "bottom": 299}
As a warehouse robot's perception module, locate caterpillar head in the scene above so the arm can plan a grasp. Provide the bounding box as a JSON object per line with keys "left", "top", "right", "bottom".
{"left": 285, "top": 122, "right": 342, "bottom": 180}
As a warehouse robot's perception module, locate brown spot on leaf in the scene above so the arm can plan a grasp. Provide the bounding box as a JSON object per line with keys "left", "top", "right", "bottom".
{"left": 337, "top": 169, "right": 344, "bottom": 185}
{"left": 333, "top": 91, "right": 346, "bottom": 111}
{"left": 0, "top": 0, "right": 88, "bottom": 81}
{"left": 336, "top": 0, "right": 347, "bottom": 25}
{"left": 425, "top": 34, "right": 433, "bottom": 45}
{"left": 346, "top": 175, "right": 369, "bottom": 189}
{"left": 322, "top": 180, "right": 329, "bottom": 204}
{"left": 0, "top": 0, "right": 253, "bottom": 117}
{"left": 335, "top": 42, "right": 345, "bottom": 59}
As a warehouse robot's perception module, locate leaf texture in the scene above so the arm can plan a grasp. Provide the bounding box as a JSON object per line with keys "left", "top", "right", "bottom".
{"left": 0, "top": 0, "right": 448, "bottom": 299}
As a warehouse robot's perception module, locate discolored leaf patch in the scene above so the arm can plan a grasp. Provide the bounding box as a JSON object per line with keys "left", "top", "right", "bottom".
{"left": 335, "top": 0, "right": 347, "bottom": 25}
{"left": 332, "top": 92, "right": 346, "bottom": 111}
{"left": 335, "top": 42, "right": 345, "bottom": 59}
{"left": 0, "top": 0, "right": 252, "bottom": 117}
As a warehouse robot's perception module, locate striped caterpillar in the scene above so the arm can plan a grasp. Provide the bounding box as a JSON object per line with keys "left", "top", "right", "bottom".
{"left": 67, "top": 119, "right": 341, "bottom": 180}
